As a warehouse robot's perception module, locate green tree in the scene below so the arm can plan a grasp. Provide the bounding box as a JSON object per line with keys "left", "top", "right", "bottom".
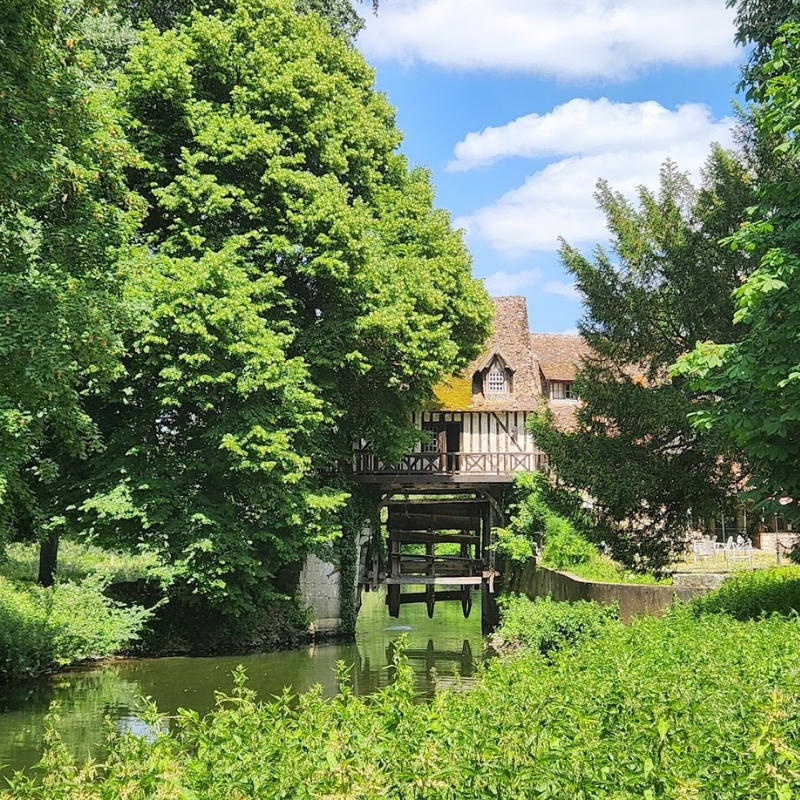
{"left": 72, "top": 0, "right": 490, "bottom": 615}
{"left": 532, "top": 149, "right": 756, "bottom": 568}
{"left": 0, "top": 1, "right": 143, "bottom": 581}
{"left": 675, "top": 21, "right": 800, "bottom": 519}
{"left": 727, "top": 0, "right": 800, "bottom": 92}
{"left": 114, "top": 0, "right": 376, "bottom": 37}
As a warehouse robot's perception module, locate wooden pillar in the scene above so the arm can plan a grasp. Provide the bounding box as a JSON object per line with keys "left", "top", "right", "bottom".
{"left": 481, "top": 501, "right": 500, "bottom": 634}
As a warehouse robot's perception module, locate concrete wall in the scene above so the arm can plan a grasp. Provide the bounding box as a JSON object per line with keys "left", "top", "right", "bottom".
{"left": 508, "top": 562, "right": 712, "bottom": 622}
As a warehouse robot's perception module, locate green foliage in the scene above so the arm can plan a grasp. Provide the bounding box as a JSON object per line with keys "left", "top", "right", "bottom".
{"left": 10, "top": 607, "right": 800, "bottom": 797}
{"left": 114, "top": 0, "right": 376, "bottom": 38}
{"left": 540, "top": 515, "right": 596, "bottom": 570}
{"left": 727, "top": 0, "right": 800, "bottom": 95}
{"left": 0, "top": 0, "right": 144, "bottom": 541}
{"left": 60, "top": 0, "right": 490, "bottom": 616}
{"left": 532, "top": 149, "right": 755, "bottom": 570}
{"left": 496, "top": 472, "right": 590, "bottom": 564}
{"left": 563, "top": 555, "right": 671, "bottom": 585}
{"left": 492, "top": 594, "right": 620, "bottom": 656}
{"left": 336, "top": 487, "right": 379, "bottom": 638}
{"left": 0, "top": 577, "right": 150, "bottom": 680}
{"left": 491, "top": 527, "right": 534, "bottom": 563}
{"left": 690, "top": 566, "right": 800, "bottom": 620}
{"left": 499, "top": 474, "right": 666, "bottom": 583}
{"left": 676, "top": 22, "right": 800, "bottom": 517}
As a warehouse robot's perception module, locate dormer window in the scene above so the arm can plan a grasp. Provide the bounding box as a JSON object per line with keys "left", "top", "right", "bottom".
{"left": 487, "top": 368, "right": 506, "bottom": 394}
{"left": 474, "top": 349, "right": 516, "bottom": 399}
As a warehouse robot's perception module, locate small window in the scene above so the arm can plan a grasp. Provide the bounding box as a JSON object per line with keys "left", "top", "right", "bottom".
{"left": 487, "top": 369, "right": 506, "bottom": 394}
{"left": 551, "top": 381, "right": 574, "bottom": 400}
{"left": 421, "top": 424, "right": 440, "bottom": 453}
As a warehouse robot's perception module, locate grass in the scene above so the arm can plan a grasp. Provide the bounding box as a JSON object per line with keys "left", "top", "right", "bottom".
{"left": 0, "top": 540, "right": 168, "bottom": 586}
{"left": 553, "top": 555, "right": 672, "bottom": 584}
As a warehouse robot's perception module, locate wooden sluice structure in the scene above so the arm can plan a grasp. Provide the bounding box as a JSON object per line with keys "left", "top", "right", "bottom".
{"left": 359, "top": 489, "right": 500, "bottom": 621}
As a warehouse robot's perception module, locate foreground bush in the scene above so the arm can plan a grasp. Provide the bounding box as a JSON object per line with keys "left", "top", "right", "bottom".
{"left": 491, "top": 594, "right": 620, "bottom": 655}
{"left": 6, "top": 608, "right": 800, "bottom": 798}
{"left": 690, "top": 565, "right": 800, "bottom": 620}
{"left": 0, "top": 578, "right": 150, "bottom": 680}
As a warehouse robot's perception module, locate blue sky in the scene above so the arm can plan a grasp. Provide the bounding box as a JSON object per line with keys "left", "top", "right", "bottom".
{"left": 354, "top": 0, "right": 745, "bottom": 333}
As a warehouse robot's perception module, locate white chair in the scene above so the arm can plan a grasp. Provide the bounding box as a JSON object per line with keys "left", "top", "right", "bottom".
{"left": 692, "top": 536, "right": 716, "bottom": 563}
{"left": 726, "top": 536, "right": 754, "bottom": 567}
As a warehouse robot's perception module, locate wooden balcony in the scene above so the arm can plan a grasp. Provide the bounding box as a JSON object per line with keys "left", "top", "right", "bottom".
{"left": 350, "top": 449, "right": 544, "bottom": 485}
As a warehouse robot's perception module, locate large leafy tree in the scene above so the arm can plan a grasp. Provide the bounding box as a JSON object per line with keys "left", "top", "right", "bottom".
{"left": 727, "top": 0, "right": 799, "bottom": 91}
{"left": 0, "top": 1, "right": 143, "bottom": 580}
{"left": 72, "top": 0, "right": 491, "bottom": 614}
{"left": 531, "top": 149, "right": 756, "bottom": 568}
{"left": 676, "top": 20, "right": 800, "bottom": 517}
{"left": 114, "top": 0, "right": 375, "bottom": 37}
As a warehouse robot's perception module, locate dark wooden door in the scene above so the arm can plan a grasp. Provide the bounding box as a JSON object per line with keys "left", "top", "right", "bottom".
{"left": 446, "top": 422, "right": 462, "bottom": 472}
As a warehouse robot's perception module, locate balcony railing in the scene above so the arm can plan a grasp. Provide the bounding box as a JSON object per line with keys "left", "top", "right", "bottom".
{"left": 352, "top": 449, "right": 544, "bottom": 476}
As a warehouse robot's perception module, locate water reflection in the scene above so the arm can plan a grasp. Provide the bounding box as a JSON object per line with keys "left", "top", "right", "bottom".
{"left": 0, "top": 588, "right": 484, "bottom": 772}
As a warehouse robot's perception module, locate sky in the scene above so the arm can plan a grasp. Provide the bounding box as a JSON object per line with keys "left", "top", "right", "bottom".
{"left": 353, "top": 0, "right": 746, "bottom": 334}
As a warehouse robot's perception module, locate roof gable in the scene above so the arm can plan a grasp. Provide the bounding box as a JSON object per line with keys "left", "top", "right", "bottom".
{"left": 432, "top": 296, "right": 541, "bottom": 411}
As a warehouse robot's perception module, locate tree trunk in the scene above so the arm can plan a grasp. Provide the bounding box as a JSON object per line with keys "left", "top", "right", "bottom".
{"left": 37, "top": 532, "right": 59, "bottom": 587}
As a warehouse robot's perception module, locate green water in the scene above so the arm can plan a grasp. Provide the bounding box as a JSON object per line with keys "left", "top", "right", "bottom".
{"left": 0, "top": 589, "right": 484, "bottom": 773}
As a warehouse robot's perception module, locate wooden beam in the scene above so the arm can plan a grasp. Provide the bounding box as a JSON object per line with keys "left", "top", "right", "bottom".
{"left": 389, "top": 514, "right": 482, "bottom": 531}
{"left": 397, "top": 590, "right": 472, "bottom": 605}
{"left": 389, "top": 501, "right": 488, "bottom": 517}
{"left": 389, "top": 531, "right": 480, "bottom": 545}
{"left": 384, "top": 576, "right": 484, "bottom": 585}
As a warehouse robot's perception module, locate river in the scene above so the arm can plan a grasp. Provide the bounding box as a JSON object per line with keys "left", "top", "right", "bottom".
{"left": 0, "top": 588, "right": 485, "bottom": 774}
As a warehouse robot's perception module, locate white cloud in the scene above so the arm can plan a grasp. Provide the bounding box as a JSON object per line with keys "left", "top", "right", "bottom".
{"left": 357, "top": 0, "right": 737, "bottom": 79}
{"left": 450, "top": 98, "right": 732, "bottom": 172}
{"left": 561, "top": 327, "right": 579, "bottom": 336}
{"left": 545, "top": 280, "right": 581, "bottom": 301}
{"left": 455, "top": 99, "right": 736, "bottom": 254}
{"left": 484, "top": 268, "right": 543, "bottom": 296}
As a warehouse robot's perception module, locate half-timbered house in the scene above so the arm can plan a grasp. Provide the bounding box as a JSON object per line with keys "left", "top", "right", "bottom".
{"left": 353, "top": 296, "right": 586, "bottom": 483}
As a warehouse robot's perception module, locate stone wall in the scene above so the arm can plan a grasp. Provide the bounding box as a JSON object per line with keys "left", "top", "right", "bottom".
{"left": 298, "top": 525, "right": 372, "bottom": 636}
{"left": 508, "top": 562, "right": 712, "bottom": 622}
{"left": 298, "top": 554, "right": 343, "bottom": 635}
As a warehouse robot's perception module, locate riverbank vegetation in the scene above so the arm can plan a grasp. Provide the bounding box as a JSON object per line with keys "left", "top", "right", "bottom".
{"left": 0, "top": 577, "right": 150, "bottom": 682}
{"left": 497, "top": 473, "right": 669, "bottom": 584}
{"left": 6, "top": 571, "right": 800, "bottom": 797}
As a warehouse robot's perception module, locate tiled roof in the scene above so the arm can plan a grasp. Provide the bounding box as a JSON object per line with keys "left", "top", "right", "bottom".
{"left": 548, "top": 402, "right": 581, "bottom": 432}
{"left": 433, "top": 296, "right": 542, "bottom": 411}
{"left": 529, "top": 333, "right": 590, "bottom": 381}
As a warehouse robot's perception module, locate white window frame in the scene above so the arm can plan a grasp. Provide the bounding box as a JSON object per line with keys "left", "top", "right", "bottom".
{"left": 486, "top": 369, "right": 506, "bottom": 394}
{"left": 421, "top": 424, "right": 440, "bottom": 453}
{"left": 551, "top": 381, "right": 574, "bottom": 400}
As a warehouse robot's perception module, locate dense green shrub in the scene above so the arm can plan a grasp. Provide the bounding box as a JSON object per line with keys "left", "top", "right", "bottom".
{"left": 540, "top": 515, "right": 596, "bottom": 569}
{"left": 491, "top": 594, "right": 620, "bottom": 655}
{"left": 8, "top": 610, "right": 800, "bottom": 798}
{"left": 0, "top": 577, "right": 150, "bottom": 680}
{"left": 690, "top": 565, "right": 800, "bottom": 620}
